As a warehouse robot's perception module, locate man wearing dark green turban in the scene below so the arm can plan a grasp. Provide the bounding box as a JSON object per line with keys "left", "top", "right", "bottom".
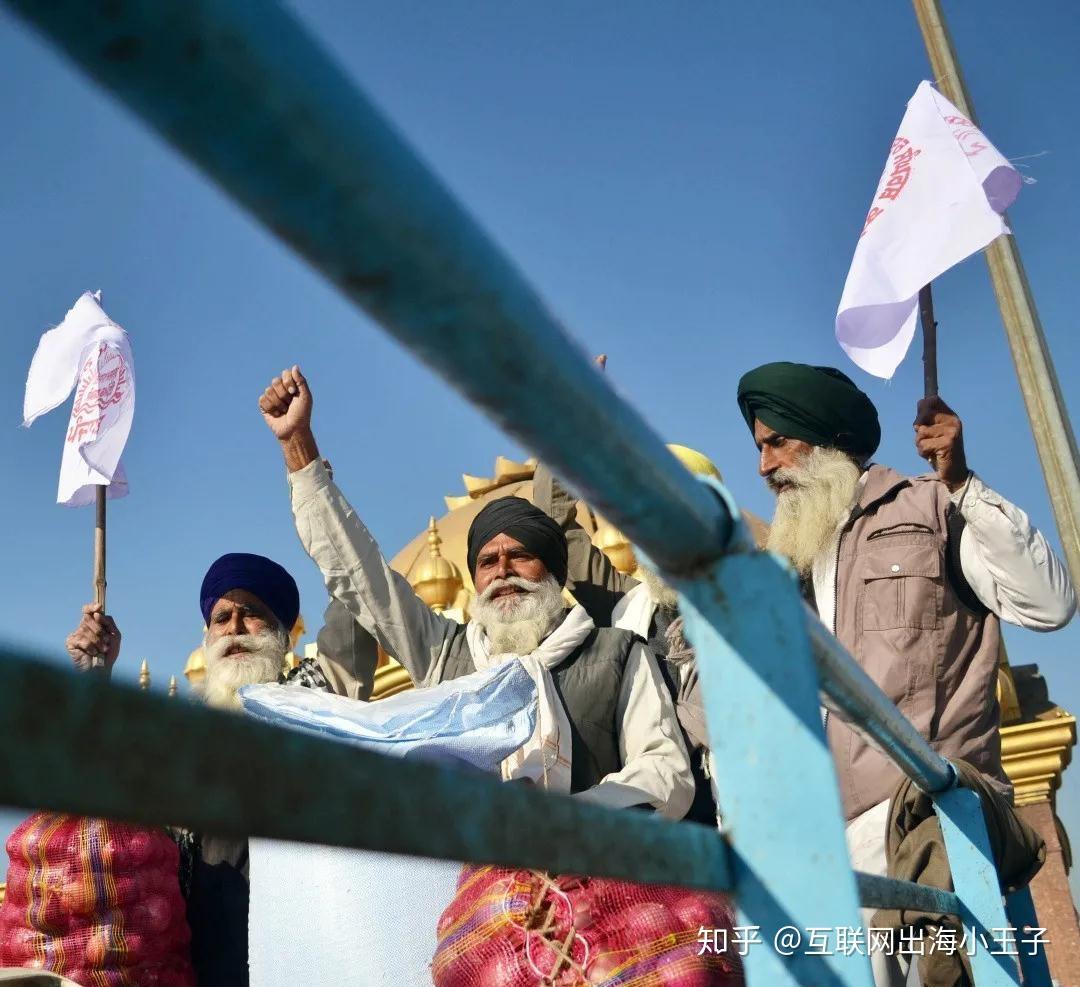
{"left": 737, "top": 362, "right": 880, "bottom": 461}
{"left": 737, "top": 361, "right": 1073, "bottom": 987}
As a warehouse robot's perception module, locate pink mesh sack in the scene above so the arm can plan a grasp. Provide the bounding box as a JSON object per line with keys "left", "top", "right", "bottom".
{"left": 0, "top": 812, "right": 195, "bottom": 987}
{"left": 432, "top": 865, "right": 744, "bottom": 986}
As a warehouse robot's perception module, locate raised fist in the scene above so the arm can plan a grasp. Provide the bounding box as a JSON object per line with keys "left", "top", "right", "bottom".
{"left": 66, "top": 603, "right": 121, "bottom": 671}
{"left": 259, "top": 365, "right": 313, "bottom": 442}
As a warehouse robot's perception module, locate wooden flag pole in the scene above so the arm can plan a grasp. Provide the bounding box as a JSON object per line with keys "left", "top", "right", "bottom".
{"left": 919, "top": 283, "right": 938, "bottom": 399}
{"left": 92, "top": 485, "right": 107, "bottom": 669}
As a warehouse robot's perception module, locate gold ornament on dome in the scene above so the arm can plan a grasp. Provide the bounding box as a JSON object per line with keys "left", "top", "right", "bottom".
{"left": 139, "top": 659, "right": 150, "bottom": 691}
{"left": 412, "top": 517, "right": 464, "bottom": 613}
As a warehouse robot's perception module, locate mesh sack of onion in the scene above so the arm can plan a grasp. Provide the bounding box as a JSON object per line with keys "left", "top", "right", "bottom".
{"left": 0, "top": 812, "right": 195, "bottom": 987}
{"left": 432, "top": 864, "right": 744, "bottom": 986}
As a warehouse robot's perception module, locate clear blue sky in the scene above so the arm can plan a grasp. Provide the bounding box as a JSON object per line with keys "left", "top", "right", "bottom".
{"left": 2, "top": 2, "right": 1079, "bottom": 894}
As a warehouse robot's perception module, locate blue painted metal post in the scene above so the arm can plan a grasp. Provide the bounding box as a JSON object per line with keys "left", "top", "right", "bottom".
{"left": 1004, "top": 886, "right": 1053, "bottom": 987}
{"left": 672, "top": 489, "right": 871, "bottom": 986}
{"left": 935, "top": 786, "right": 1021, "bottom": 985}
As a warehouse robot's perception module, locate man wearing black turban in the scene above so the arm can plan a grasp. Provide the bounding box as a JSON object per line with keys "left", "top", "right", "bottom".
{"left": 259, "top": 365, "right": 694, "bottom": 820}
{"left": 737, "top": 361, "right": 1073, "bottom": 987}
{"left": 466, "top": 497, "right": 569, "bottom": 587}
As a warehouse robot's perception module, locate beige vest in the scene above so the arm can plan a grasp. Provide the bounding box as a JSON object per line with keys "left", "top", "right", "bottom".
{"left": 826, "top": 465, "right": 1008, "bottom": 820}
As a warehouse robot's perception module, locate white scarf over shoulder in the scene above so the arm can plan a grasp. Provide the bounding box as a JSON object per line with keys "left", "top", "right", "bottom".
{"left": 466, "top": 605, "right": 596, "bottom": 795}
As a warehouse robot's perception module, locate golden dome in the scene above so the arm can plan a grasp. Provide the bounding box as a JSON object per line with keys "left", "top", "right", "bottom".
{"left": 411, "top": 517, "right": 464, "bottom": 613}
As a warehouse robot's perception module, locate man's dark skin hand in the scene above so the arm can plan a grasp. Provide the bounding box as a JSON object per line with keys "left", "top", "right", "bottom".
{"left": 65, "top": 603, "right": 121, "bottom": 671}
{"left": 914, "top": 396, "right": 969, "bottom": 492}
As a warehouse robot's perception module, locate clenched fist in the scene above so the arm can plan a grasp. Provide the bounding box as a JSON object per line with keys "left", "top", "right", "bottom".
{"left": 66, "top": 603, "right": 121, "bottom": 672}
{"left": 259, "top": 365, "right": 312, "bottom": 440}
{"left": 914, "top": 396, "right": 969, "bottom": 492}
{"left": 260, "top": 365, "right": 321, "bottom": 472}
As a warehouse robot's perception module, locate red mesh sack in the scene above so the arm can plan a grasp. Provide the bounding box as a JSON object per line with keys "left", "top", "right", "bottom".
{"left": 0, "top": 812, "right": 195, "bottom": 987}
{"left": 432, "top": 865, "right": 744, "bottom": 986}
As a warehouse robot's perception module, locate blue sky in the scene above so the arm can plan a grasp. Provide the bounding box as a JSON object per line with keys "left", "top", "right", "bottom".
{"left": 2, "top": 2, "right": 1079, "bottom": 895}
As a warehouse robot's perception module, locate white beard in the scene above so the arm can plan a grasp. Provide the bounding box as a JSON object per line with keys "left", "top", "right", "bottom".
{"left": 766, "top": 446, "right": 862, "bottom": 577}
{"left": 637, "top": 564, "right": 679, "bottom": 612}
{"left": 470, "top": 574, "right": 565, "bottom": 658}
{"left": 197, "top": 625, "right": 289, "bottom": 710}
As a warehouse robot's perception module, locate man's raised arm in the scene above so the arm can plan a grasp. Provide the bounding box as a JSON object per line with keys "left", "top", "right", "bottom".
{"left": 259, "top": 366, "right": 455, "bottom": 683}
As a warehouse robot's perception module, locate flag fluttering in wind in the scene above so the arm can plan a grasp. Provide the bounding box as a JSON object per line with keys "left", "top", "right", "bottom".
{"left": 23, "top": 291, "right": 135, "bottom": 506}
{"left": 835, "top": 81, "right": 1021, "bottom": 379}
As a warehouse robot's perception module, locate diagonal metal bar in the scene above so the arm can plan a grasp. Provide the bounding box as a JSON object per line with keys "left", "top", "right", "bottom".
{"left": 2, "top": 0, "right": 730, "bottom": 577}
{"left": 855, "top": 873, "right": 960, "bottom": 915}
{"left": 805, "top": 611, "right": 957, "bottom": 795}
{"left": 0, "top": 645, "right": 732, "bottom": 891}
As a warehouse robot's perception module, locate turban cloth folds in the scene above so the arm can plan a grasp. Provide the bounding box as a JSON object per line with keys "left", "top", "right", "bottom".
{"left": 200, "top": 552, "right": 300, "bottom": 631}
{"left": 467, "top": 498, "right": 569, "bottom": 587}
{"left": 737, "top": 362, "right": 881, "bottom": 458}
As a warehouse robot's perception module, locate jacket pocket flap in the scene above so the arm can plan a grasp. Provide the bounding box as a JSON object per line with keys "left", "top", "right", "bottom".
{"left": 862, "top": 544, "right": 940, "bottom": 581}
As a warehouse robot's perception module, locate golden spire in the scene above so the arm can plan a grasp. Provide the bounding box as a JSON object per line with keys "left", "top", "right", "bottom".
{"left": 139, "top": 659, "right": 150, "bottom": 691}
{"left": 410, "top": 516, "right": 464, "bottom": 613}
{"left": 168, "top": 675, "right": 178, "bottom": 698}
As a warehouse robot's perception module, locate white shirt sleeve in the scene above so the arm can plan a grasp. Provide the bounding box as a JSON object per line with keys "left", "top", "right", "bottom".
{"left": 572, "top": 641, "right": 695, "bottom": 820}
{"left": 289, "top": 458, "right": 456, "bottom": 682}
{"left": 953, "top": 472, "right": 1076, "bottom": 631}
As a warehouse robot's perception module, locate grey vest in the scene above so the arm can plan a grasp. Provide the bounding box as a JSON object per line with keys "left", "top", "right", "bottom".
{"left": 438, "top": 622, "right": 638, "bottom": 792}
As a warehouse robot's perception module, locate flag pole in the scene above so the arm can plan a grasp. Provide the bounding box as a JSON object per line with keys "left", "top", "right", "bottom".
{"left": 92, "top": 484, "right": 107, "bottom": 670}
{"left": 919, "top": 284, "right": 938, "bottom": 398}
{"left": 912, "top": 0, "right": 1080, "bottom": 587}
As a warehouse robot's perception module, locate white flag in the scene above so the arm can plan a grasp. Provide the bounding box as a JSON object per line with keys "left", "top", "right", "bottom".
{"left": 23, "top": 291, "right": 135, "bottom": 506}
{"left": 835, "top": 81, "right": 1021, "bottom": 378}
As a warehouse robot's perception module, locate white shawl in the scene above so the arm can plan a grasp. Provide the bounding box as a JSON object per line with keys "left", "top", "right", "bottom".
{"left": 466, "top": 605, "right": 596, "bottom": 795}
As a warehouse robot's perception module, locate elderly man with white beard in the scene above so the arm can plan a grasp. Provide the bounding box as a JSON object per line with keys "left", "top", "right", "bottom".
{"left": 259, "top": 365, "right": 694, "bottom": 818}
{"left": 65, "top": 552, "right": 306, "bottom": 987}
{"left": 737, "top": 360, "right": 1074, "bottom": 986}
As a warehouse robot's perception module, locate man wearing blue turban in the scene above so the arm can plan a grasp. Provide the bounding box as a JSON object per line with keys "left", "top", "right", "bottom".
{"left": 64, "top": 551, "right": 305, "bottom": 987}
{"left": 64, "top": 550, "right": 374, "bottom": 986}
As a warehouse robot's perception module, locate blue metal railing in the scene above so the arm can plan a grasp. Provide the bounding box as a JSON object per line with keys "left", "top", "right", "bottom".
{"left": 0, "top": 3, "right": 1048, "bottom": 985}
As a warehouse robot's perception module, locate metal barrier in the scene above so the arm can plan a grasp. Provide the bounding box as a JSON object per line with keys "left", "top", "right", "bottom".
{"left": 0, "top": 3, "right": 1051, "bottom": 984}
